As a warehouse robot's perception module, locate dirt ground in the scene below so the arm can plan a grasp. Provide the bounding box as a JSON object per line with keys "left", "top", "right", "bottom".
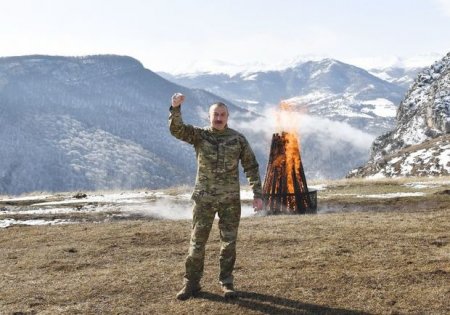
{"left": 0, "top": 179, "right": 449, "bottom": 314}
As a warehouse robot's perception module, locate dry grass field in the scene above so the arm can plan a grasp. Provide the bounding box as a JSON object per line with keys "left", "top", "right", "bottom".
{"left": 1, "top": 177, "right": 449, "bottom": 314}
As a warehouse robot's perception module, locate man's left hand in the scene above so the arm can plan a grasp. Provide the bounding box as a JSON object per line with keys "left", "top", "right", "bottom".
{"left": 253, "top": 198, "right": 263, "bottom": 212}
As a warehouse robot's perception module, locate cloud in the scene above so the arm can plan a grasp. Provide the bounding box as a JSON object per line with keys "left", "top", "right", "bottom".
{"left": 435, "top": 0, "right": 450, "bottom": 17}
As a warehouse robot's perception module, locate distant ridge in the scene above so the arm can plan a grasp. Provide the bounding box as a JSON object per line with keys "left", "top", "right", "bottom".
{"left": 0, "top": 54, "right": 252, "bottom": 194}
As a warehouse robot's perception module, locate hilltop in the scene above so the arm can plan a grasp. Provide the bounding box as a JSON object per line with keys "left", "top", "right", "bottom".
{"left": 1, "top": 177, "right": 449, "bottom": 314}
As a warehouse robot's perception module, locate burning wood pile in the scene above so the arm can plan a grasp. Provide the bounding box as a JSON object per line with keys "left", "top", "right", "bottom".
{"left": 262, "top": 130, "right": 317, "bottom": 214}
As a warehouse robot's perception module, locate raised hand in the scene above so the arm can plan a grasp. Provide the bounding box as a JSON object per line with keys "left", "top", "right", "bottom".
{"left": 172, "top": 93, "right": 185, "bottom": 107}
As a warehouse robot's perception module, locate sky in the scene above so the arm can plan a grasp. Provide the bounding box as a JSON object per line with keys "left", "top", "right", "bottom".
{"left": 1, "top": 0, "right": 449, "bottom": 73}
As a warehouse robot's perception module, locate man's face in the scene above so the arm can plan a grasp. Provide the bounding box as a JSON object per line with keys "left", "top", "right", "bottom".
{"left": 209, "top": 105, "right": 228, "bottom": 130}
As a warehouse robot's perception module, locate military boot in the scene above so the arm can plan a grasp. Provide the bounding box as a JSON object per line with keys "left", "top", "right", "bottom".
{"left": 221, "top": 283, "right": 237, "bottom": 299}
{"left": 176, "top": 282, "right": 201, "bottom": 300}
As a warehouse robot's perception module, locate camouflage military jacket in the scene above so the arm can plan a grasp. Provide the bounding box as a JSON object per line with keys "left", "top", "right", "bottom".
{"left": 169, "top": 106, "right": 262, "bottom": 202}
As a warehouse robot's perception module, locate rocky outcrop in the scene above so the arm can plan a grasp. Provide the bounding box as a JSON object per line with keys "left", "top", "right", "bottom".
{"left": 370, "top": 53, "right": 450, "bottom": 161}
{"left": 349, "top": 53, "right": 450, "bottom": 178}
{"left": 348, "top": 134, "right": 449, "bottom": 178}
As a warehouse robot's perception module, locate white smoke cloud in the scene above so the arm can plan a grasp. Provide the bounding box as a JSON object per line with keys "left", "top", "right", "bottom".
{"left": 232, "top": 107, "right": 375, "bottom": 152}
{"left": 132, "top": 199, "right": 193, "bottom": 220}
{"left": 127, "top": 195, "right": 258, "bottom": 220}
{"left": 298, "top": 114, "right": 375, "bottom": 150}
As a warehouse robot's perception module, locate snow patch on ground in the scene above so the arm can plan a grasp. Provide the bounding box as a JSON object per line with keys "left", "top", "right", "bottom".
{"left": 404, "top": 183, "right": 437, "bottom": 189}
{"left": 357, "top": 192, "right": 426, "bottom": 198}
{"left": 309, "top": 184, "right": 327, "bottom": 191}
{"left": 438, "top": 144, "right": 450, "bottom": 170}
{"left": 0, "top": 189, "right": 260, "bottom": 228}
{"left": 361, "top": 98, "right": 397, "bottom": 117}
{"left": 0, "top": 218, "right": 74, "bottom": 228}
{"left": 367, "top": 173, "right": 387, "bottom": 180}
{"left": 0, "top": 195, "right": 54, "bottom": 202}
{"left": 369, "top": 142, "right": 449, "bottom": 177}
{"left": 2, "top": 179, "right": 446, "bottom": 228}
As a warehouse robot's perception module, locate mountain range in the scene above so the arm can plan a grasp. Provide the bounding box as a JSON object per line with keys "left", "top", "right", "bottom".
{"left": 159, "top": 58, "right": 419, "bottom": 182}
{"left": 0, "top": 55, "right": 257, "bottom": 194}
{"left": 0, "top": 54, "right": 444, "bottom": 195}
{"left": 159, "top": 59, "right": 413, "bottom": 135}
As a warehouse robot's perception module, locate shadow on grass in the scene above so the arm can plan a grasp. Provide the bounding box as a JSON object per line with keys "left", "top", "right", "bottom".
{"left": 197, "top": 291, "right": 372, "bottom": 315}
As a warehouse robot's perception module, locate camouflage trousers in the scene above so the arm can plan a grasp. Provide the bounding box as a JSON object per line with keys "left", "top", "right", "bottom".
{"left": 183, "top": 198, "right": 241, "bottom": 285}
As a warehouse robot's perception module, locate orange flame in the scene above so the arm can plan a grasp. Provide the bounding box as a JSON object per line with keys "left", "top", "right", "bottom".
{"left": 285, "top": 132, "right": 300, "bottom": 193}
{"left": 275, "top": 101, "right": 302, "bottom": 193}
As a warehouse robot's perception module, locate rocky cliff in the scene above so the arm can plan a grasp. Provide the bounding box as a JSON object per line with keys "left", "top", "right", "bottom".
{"left": 349, "top": 53, "right": 450, "bottom": 178}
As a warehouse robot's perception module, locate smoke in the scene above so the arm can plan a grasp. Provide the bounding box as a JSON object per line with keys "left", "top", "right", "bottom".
{"left": 231, "top": 104, "right": 377, "bottom": 179}
{"left": 232, "top": 106, "right": 375, "bottom": 151}
{"left": 298, "top": 114, "right": 376, "bottom": 150}
{"left": 127, "top": 197, "right": 259, "bottom": 220}
{"left": 130, "top": 199, "right": 193, "bottom": 220}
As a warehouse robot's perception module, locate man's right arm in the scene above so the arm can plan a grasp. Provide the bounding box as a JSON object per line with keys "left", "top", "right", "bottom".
{"left": 168, "top": 93, "right": 200, "bottom": 145}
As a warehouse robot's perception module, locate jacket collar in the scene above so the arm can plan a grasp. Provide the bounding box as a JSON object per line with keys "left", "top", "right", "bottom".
{"left": 210, "top": 125, "right": 229, "bottom": 134}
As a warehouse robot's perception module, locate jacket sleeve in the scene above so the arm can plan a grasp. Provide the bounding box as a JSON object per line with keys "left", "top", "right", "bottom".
{"left": 240, "top": 137, "right": 263, "bottom": 199}
{"left": 168, "top": 106, "right": 201, "bottom": 145}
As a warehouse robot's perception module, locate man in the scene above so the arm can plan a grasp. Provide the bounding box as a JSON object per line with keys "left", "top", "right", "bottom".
{"left": 169, "top": 93, "right": 263, "bottom": 300}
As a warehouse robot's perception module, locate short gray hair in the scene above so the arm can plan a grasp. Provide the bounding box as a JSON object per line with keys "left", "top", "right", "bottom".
{"left": 209, "top": 102, "right": 229, "bottom": 114}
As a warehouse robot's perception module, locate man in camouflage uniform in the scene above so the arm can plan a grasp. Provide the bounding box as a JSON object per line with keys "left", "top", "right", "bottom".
{"left": 169, "top": 93, "right": 263, "bottom": 300}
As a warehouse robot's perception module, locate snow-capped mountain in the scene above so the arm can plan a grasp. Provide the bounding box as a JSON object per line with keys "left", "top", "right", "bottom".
{"left": 0, "top": 55, "right": 257, "bottom": 195}
{"left": 2, "top": 54, "right": 444, "bottom": 195}
{"left": 348, "top": 135, "right": 449, "bottom": 178}
{"left": 160, "top": 59, "right": 406, "bottom": 135}
{"left": 364, "top": 53, "right": 445, "bottom": 89}
{"left": 368, "top": 67, "right": 423, "bottom": 89}
{"left": 348, "top": 52, "right": 450, "bottom": 178}
{"left": 159, "top": 58, "right": 414, "bottom": 181}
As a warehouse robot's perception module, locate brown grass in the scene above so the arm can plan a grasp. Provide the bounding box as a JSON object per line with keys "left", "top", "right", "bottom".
{"left": 1, "top": 178, "right": 449, "bottom": 314}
